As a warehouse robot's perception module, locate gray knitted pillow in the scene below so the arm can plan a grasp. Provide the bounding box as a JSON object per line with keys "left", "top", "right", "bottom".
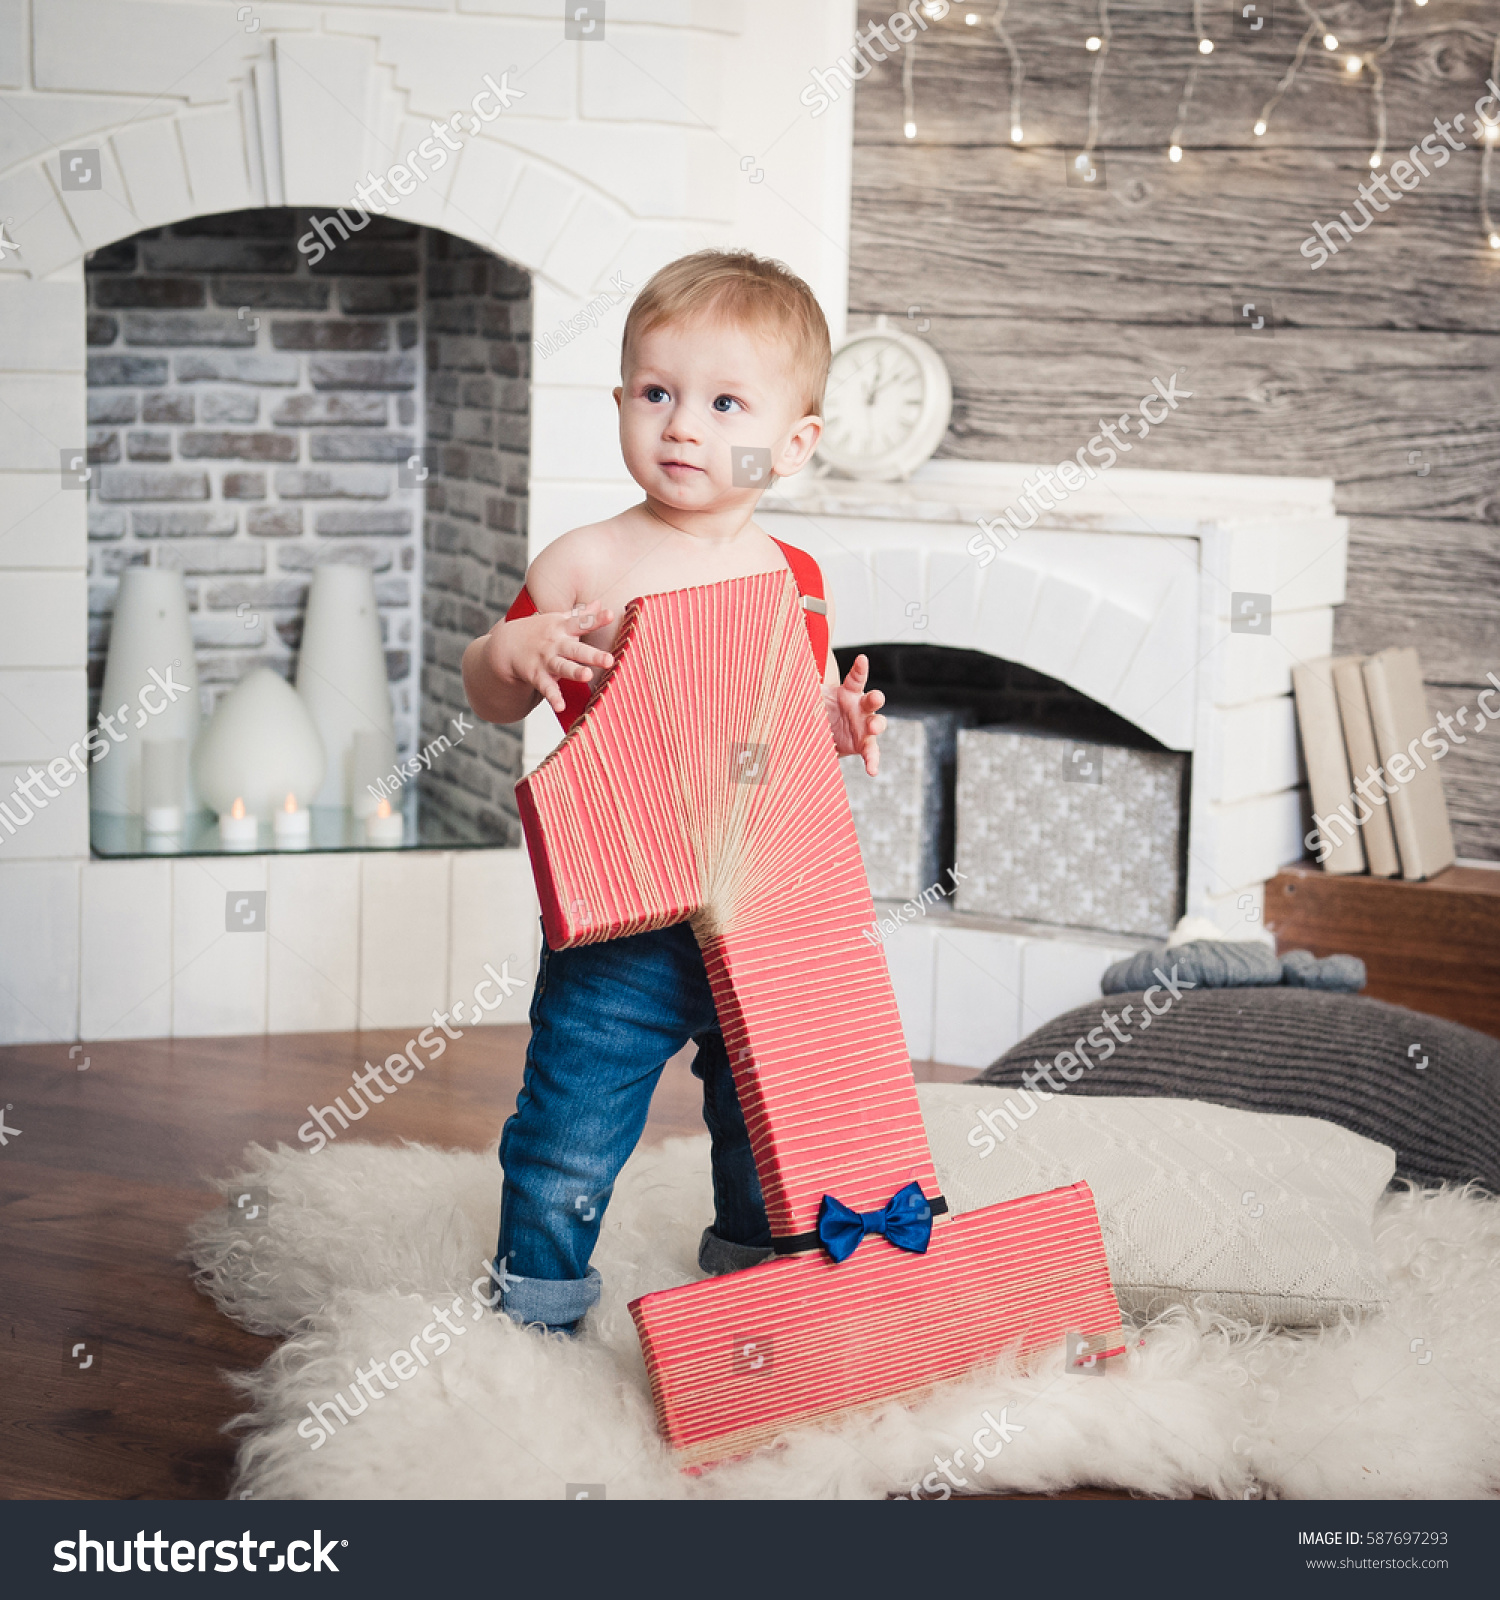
{"left": 1101, "top": 940, "right": 1365, "bottom": 994}
{"left": 970, "top": 987, "right": 1500, "bottom": 1193}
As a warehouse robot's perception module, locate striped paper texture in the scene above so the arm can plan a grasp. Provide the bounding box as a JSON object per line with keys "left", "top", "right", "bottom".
{"left": 516, "top": 571, "right": 936, "bottom": 1239}
{"left": 631, "top": 1181, "right": 1124, "bottom": 1462}
{"left": 517, "top": 571, "right": 1122, "bottom": 1459}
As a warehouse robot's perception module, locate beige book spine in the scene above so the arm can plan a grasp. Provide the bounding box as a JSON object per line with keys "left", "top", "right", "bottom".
{"left": 1330, "top": 655, "right": 1402, "bottom": 877}
{"left": 1292, "top": 659, "right": 1365, "bottom": 874}
{"left": 1362, "top": 647, "right": 1457, "bottom": 881}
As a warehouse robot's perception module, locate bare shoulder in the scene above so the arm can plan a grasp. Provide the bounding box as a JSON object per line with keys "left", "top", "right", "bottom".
{"left": 523, "top": 510, "right": 639, "bottom": 612}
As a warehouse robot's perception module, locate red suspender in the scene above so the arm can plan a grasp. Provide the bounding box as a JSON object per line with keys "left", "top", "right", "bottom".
{"left": 503, "top": 586, "right": 591, "bottom": 731}
{"left": 769, "top": 537, "right": 829, "bottom": 679}
{"left": 504, "top": 588, "right": 537, "bottom": 621}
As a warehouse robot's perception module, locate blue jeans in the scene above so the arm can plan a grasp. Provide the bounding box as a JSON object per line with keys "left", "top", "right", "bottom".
{"left": 495, "top": 921, "right": 771, "bottom": 1331}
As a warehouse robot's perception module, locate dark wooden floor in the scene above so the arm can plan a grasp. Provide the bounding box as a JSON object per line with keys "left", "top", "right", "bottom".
{"left": 1, "top": 1024, "right": 996, "bottom": 1501}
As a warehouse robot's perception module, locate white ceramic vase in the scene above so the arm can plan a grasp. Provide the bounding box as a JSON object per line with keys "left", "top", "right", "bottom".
{"left": 90, "top": 567, "right": 202, "bottom": 816}
{"left": 192, "top": 666, "right": 327, "bottom": 820}
{"left": 295, "top": 564, "right": 395, "bottom": 812}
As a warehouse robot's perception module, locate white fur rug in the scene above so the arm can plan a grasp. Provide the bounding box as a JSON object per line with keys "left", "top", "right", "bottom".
{"left": 189, "top": 1134, "right": 1500, "bottom": 1500}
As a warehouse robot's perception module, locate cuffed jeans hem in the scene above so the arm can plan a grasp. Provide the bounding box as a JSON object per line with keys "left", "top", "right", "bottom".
{"left": 499, "top": 1265, "right": 602, "bottom": 1331}
{"left": 698, "top": 1226, "right": 775, "bottom": 1277}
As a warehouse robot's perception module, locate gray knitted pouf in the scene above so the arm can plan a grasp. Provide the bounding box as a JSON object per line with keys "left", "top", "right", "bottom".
{"left": 1101, "top": 940, "right": 1366, "bottom": 995}
{"left": 1102, "top": 939, "right": 1281, "bottom": 994}
{"left": 1280, "top": 948, "right": 1368, "bottom": 991}
{"left": 971, "top": 986, "right": 1500, "bottom": 1193}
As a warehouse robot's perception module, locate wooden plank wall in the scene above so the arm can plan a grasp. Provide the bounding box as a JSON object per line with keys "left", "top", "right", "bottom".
{"left": 847, "top": 0, "right": 1500, "bottom": 858}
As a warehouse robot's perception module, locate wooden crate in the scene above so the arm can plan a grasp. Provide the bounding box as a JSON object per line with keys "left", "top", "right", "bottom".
{"left": 1263, "top": 864, "right": 1500, "bottom": 1039}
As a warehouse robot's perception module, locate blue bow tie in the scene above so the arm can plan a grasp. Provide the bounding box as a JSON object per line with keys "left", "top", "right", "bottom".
{"left": 816, "top": 1181, "right": 934, "bottom": 1263}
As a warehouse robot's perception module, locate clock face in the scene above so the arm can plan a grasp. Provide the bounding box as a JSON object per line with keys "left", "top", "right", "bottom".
{"left": 816, "top": 329, "right": 951, "bottom": 481}
{"left": 822, "top": 336, "right": 927, "bottom": 462}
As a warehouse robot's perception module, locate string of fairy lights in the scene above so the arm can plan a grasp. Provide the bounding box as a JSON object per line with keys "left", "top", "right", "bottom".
{"left": 901, "top": 0, "right": 1500, "bottom": 250}
{"left": 1482, "top": 32, "right": 1500, "bottom": 249}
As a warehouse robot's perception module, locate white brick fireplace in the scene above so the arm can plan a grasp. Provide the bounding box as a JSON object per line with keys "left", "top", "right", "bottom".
{"left": 759, "top": 461, "right": 1348, "bottom": 1067}
{"left": 0, "top": 1, "right": 1343, "bottom": 1062}
{"left": 0, "top": 0, "right": 857, "bottom": 1045}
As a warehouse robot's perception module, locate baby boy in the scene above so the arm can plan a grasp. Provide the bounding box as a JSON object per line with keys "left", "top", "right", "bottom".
{"left": 462, "top": 249, "right": 887, "bottom": 1333}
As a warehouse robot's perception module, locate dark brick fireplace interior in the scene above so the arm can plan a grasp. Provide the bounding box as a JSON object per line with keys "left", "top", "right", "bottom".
{"left": 836, "top": 642, "right": 1184, "bottom": 905}
{"left": 84, "top": 208, "right": 531, "bottom": 849}
{"left": 842, "top": 644, "right": 1174, "bottom": 753}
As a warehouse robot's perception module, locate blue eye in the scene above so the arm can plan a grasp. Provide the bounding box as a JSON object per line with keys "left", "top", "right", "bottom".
{"left": 644, "top": 385, "right": 669, "bottom": 403}
{"left": 712, "top": 394, "right": 741, "bottom": 413}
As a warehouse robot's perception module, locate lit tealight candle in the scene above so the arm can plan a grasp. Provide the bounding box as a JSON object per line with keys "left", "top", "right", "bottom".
{"left": 364, "top": 795, "right": 404, "bottom": 847}
{"left": 273, "top": 791, "right": 311, "bottom": 850}
{"left": 219, "top": 796, "right": 258, "bottom": 851}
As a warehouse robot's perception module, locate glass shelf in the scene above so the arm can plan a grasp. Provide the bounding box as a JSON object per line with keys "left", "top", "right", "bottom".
{"left": 89, "top": 795, "right": 508, "bottom": 859}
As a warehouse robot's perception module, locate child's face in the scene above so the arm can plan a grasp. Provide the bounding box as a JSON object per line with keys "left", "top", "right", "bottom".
{"left": 615, "top": 314, "right": 821, "bottom": 514}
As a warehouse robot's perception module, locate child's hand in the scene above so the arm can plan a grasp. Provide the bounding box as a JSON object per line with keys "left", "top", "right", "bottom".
{"left": 825, "top": 653, "right": 887, "bottom": 777}
{"left": 489, "top": 604, "right": 616, "bottom": 717}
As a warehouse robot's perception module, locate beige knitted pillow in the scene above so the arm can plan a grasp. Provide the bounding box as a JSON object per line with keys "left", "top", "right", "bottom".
{"left": 919, "top": 1084, "right": 1393, "bottom": 1326}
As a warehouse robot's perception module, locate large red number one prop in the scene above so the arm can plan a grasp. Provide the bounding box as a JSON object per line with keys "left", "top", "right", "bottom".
{"left": 518, "top": 571, "right": 1122, "bottom": 1463}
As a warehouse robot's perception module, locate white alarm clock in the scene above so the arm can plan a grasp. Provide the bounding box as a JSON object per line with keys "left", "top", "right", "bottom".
{"left": 816, "top": 314, "right": 953, "bottom": 482}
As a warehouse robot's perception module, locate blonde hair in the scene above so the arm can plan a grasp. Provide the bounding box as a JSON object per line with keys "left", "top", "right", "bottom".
{"left": 622, "top": 249, "right": 831, "bottom": 417}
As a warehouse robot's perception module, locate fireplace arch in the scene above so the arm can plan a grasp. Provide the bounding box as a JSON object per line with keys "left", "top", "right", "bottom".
{"left": 83, "top": 208, "right": 537, "bottom": 854}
